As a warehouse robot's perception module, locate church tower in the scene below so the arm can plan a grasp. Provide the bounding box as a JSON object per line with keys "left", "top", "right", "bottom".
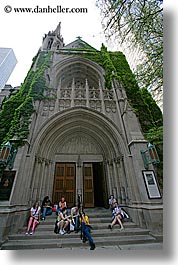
{"left": 0, "top": 23, "right": 163, "bottom": 244}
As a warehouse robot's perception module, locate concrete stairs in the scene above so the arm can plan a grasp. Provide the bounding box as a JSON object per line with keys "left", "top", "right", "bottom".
{"left": 1, "top": 207, "right": 162, "bottom": 250}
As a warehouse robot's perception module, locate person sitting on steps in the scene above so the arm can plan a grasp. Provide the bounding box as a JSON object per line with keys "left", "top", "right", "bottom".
{"left": 70, "top": 205, "right": 80, "bottom": 232}
{"left": 41, "top": 195, "right": 52, "bottom": 221}
{"left": 108, "top": 194, "right": 117, "bottom": 212}
{"left": 25, "top": 201, "right": 41, "bottom": 235}
{"left": 56, "top": 196, "right": 67, "bottom": 215}
{"left": 108, "top": 201, "right": 126, "bottom": 231}
{"left": 57, "top": 207, "right": 70, "bottom": 235}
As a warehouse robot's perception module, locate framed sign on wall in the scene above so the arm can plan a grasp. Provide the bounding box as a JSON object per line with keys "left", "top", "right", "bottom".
{"left": 0, "top": 170, "right": 16, "bottom": 200}
{"left": 142, "top": 170, "right": 162, "bottom": 199}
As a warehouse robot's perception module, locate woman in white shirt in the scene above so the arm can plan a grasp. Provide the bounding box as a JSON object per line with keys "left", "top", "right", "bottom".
{"left": 108, "top": 202, "right": 125, "bottom": 230}
{"left": 25, "top": 201, "right": 41, "bottom": 235}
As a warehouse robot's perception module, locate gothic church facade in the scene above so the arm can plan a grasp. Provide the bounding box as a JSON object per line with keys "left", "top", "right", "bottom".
{"left": 0, "top": 23, "right": 163, "bottom": 244}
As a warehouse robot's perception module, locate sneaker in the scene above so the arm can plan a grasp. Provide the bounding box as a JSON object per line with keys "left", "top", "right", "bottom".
{"left": 59, "top": 230, "right": 64, "bottom": 235}
{"left": 120, "top": 227, "right": 124, "bottom": 231}
{"left": 30, "top": 232, "right": 33, "bottom": 235}
{"left": 25, "top": 232, "right": 29, "bottom": 235}
{"left": 90, "top": 243, "right": 96, "bottom": 250}
{"left": 108, "top": 224, "right": 112, "bottom": 229}
{"left": 41, "top": 217, "right": 45, "bottom": 221}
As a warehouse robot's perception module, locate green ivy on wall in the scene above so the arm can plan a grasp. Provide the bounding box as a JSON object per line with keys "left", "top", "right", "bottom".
{"left": 0, "top": 51, "right": 52, "bottom": 147}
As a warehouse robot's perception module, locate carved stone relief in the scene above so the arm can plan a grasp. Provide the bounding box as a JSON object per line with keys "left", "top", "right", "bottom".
{"left": 90, "top": 100, "right": 101, "bottom": 112}
{"left": 103, "top": 90, "right": 114, "bottom": 100}
{"left": 60, "top": 89, "right": 71, "bottom": 98}
{"left": 89, "top": 90, "right": 100, "bottom": 99}
{"left": 74, "top": 99, "right": 86, "bottom": 107}
{"left": 57, "top": 135, "right": 102, "bottom": 154}
{"left": 104, "top": 100, "right": 116, "bottom": 113}
{"left": 75, "top": 89, "right": 85, "bottom": 98}
{"left": 58, "top": 99, "right": 71, "bottom": 111}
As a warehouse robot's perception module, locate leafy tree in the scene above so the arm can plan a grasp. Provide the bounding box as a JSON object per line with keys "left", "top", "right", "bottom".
{"left": 96, "top": 0, "right": 163, "bottom": 97}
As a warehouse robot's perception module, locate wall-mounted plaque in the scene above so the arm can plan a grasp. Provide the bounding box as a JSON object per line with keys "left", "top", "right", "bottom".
{"left": 0, "top": 170, "right": 16, "bottom": 200}
{"left": 142, "top": 170, "right": 162, "bottom": 199}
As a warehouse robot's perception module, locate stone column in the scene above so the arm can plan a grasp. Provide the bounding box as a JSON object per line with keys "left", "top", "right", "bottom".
{"left": 31, "top": 156, "right": 43, "bottom": 201}
{"left": 120, "top": 155, "right": 135, "bottom": 204}
{"left": 45, "top": 161, "right": 55, "bottom": 199}
{"left": 71, "top": 78, "right": 75, "bottom": 107}
{"left": 99, "top": 79, "right": 106, "bottom": 114}
{"left": 85, "top": 78, "right": 90, "bottom": 108}
{"left": 55, "top": 78, "right": 61, "bottom": 112}
{"left": 113, "top": 158, "right": 122, "bottom": 204}
{"left": 37, "top": 158, "right": 46, "bottom": 201}
{"left": 106, "top": 160, "right": 114, "bottom": 197}
{"left": 76, "top": 155, "right": 83, "bottom": 206}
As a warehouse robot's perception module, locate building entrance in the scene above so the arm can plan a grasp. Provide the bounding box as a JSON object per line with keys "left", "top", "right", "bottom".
{"left": 53, "top": 161, "right": 107, "bottom": 208}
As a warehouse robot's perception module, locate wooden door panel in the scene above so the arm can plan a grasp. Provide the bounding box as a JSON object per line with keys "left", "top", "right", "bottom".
{"left": 83, "top": 163, "right": 94, "bottom": 207}
{"left": 53, "top": 163, "right": 75, "bottom": 207}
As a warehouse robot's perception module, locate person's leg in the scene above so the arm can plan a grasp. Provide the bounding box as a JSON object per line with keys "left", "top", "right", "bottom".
{"left": 84, "top": 226, "right": 95, "bottom": 250}
{"left": 63, "top": 221, "right": 70, "bottom": 233}
{"left": 54, "top": 221, "right": 59, "bottom": 233}
{"left": 108, "top": 216, "right": 117, "bottom": 229}
{"left": 81, "top": 223, "right": 87, "bottom": 242}
{"left": 46, "top": 208, "right": 52, "bottom": 216}
{"left": 74, "top": 216, "right": 79, "bottom": 231}
{"left": 57, "top": 221, "right": 61, "bottom": 231}
{"left": 59, "top": 220, "right": 65, "bottom": 234}
{"left": 26, "top": 217, "right": 33, "bottom": 233}
{"left": 117, "top": 216, "right": 124, "bottom": 229}
{"left": 42, "top": 207, "right": 47, "bottom": 219}
{"left": 32, "top": 219, "right": 39, "bottom": 233}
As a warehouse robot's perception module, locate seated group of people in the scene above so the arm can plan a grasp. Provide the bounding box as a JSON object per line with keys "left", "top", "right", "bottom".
{"left": 54, "top": 205, "right": 95, "bottom": 250}
{"left": 25, "top": 195, "right": 95, "bottom": 250}
{"left": 54, "top": 205, "right": 79, "bottom": 235}
{"left": 25, "top": 194, "right": 129, "bottom": 250}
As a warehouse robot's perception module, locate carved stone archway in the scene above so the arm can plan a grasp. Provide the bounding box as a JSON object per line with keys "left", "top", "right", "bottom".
{"left": 29, "top": 107, "right": 129, "bottom": 205}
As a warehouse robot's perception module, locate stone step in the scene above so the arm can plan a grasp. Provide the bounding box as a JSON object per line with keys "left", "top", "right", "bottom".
{"left": 1, "top": 234, "right": 156, "bottom": 250}
{"left": 18, "top": 220, "right": 135, "bottom": 233}
{"left": 9, "top": 227, "right": 150, "bottom": 241}
{"left": 43, "top": 211, "right": 114, "bottom": 219}
{"left": 34, "top": 216, "right": 113, "bottom": 225}
{"left": 0, "top": 207, "right": 160, "bottom": 250}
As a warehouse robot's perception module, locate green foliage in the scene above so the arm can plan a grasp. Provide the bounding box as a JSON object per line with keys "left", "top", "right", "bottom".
{"left": 96, "top": 0, "right": 163, "bottom": 96}
{"left": 0, "top": 51, "right": 52, "bottom": 147}
{"left": 145, "top": 126, "right": 163, "bottom": 146}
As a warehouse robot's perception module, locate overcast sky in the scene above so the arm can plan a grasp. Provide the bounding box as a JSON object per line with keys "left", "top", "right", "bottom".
{"left": 0, "top": 0, "right": 107, "bottom": 88}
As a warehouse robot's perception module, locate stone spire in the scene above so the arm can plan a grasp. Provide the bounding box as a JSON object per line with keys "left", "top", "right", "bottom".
{"left": 41, "top": 22, "right": 64, "bottom": 51}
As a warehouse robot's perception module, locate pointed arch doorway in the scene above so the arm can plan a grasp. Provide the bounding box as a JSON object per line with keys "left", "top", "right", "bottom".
{"left": 33, "top": 107, "right": 126, "bottom": 209}
{"left": 52, "top": 160, "right": 107, "bottom": 208}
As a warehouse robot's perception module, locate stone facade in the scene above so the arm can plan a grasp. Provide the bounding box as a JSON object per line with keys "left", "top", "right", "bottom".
{"left": 0, "top": 23, "right": 163, "bottom": 245}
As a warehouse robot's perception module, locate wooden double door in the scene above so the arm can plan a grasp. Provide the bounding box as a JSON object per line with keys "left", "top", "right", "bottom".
{"left": 53, "top": 163, "right": 95, "bottom": 207}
